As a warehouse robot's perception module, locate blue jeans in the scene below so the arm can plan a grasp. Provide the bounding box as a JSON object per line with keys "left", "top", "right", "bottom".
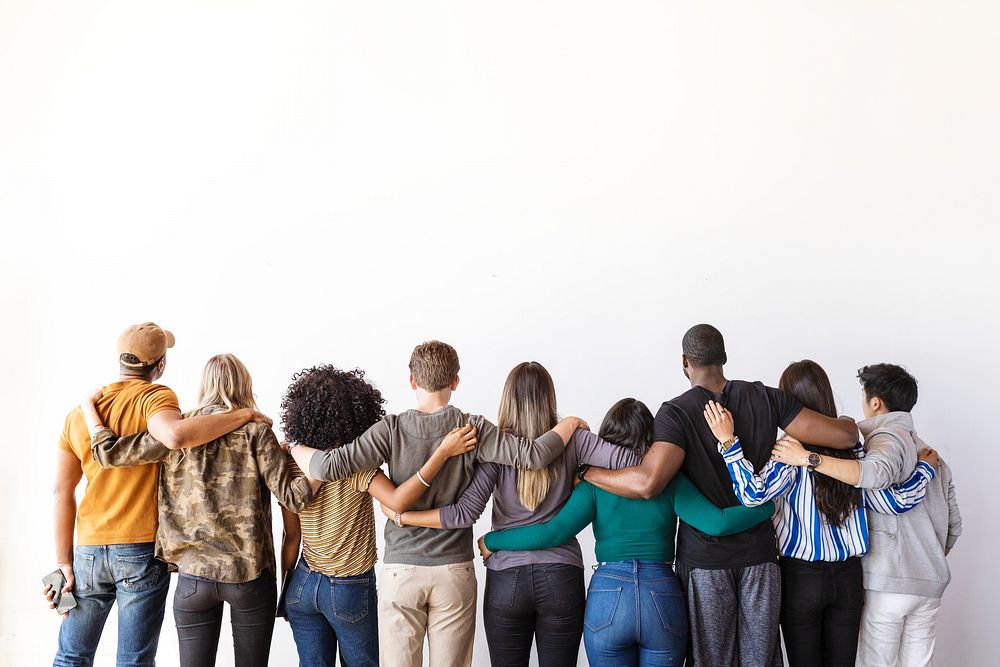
{"left": 583, "top": 560, "right": 688, "bottom": 667}
{"left": 53, "top": 542, "right": 169, "bottom": 667}
{"left": 286, "top": 558, "right": 378, "bottom": 667}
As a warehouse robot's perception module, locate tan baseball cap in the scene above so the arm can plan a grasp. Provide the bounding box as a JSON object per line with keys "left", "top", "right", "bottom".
{"left": 117, "top": 322, "right": 175, "bottom": 367}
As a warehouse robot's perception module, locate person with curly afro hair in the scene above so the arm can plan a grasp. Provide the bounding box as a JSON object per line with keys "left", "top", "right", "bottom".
{"left": 286, "top": 341, "right": 588, "bottom": 667}
{"left": 278, "top": 365, "right": 477, "bottom": 667}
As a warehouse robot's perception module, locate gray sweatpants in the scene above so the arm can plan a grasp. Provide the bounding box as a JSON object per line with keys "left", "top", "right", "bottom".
{"left": 675, "top": 561, "right": 783, "bottom": 667}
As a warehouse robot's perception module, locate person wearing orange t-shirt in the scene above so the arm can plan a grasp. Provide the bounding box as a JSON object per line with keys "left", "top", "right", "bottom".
{"left": 45, "top": 323, "right": 271, "bottom": 667}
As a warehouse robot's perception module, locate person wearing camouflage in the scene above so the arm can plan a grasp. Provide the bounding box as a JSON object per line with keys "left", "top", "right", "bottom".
{"left": 47, "top": 323, "right": 273, "bottom": 667}
{"left": 85, "top": 353, "right": 316, "bottom": 667}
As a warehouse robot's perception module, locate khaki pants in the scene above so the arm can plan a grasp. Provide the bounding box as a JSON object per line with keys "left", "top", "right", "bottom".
{"left": 378, "top": 561, "right": 477, "bottom": 667}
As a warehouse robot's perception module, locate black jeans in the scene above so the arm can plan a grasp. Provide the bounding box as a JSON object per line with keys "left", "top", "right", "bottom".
{"left": 779, "top": 556, "right": 864, "bottom": 667}
{"left": 484, "top": 563, "right": 585, "bottom": 667}
{"left": 173, "top": 571, "right": 277, "bottom": 667}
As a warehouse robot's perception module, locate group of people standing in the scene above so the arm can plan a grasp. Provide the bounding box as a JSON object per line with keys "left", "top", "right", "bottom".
{"left": 46, "top": 321, "right": 961, "bottom": 667}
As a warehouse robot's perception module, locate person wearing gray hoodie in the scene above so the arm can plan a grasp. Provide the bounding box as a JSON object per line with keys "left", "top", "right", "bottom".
{"left": 772, "top": 364, "right": 962, "bottom": 667}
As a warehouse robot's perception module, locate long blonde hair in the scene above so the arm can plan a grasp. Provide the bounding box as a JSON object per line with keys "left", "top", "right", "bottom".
{"left": 498, "top": 362, "right": 560, "bottom": 511}
{"left": 193, "top": 353, "right": 257, "bottom": 413}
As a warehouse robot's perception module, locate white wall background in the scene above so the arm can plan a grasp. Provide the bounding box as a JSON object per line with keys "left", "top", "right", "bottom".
{"left": 2, "top": 1, "right": 998, "bottom": 665}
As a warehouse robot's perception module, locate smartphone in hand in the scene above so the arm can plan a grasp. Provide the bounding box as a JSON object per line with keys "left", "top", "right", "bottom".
{"left": 42, "top": 570, "right": 78, "bottom": 615}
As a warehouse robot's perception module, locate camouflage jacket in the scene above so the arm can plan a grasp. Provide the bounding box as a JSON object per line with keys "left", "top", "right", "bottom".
{"left": 90, "top": 406, "right": 314, "bottom": 583}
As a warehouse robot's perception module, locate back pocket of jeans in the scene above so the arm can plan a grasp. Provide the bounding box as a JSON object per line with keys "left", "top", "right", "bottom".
{"left": 116, "top": 553, "right": 166, "bottom": 592}
{"left": 650, "top": 591, "right": 688, "bottom": 638}
{"left": 331, "top": 578, "right": 370, "bottom": 624}
{"left": 780, "top": 569, "right": 825, "bottom": 614}
{"left": 73, "top": 550, "right": 96, "bottom": 592}
{"left": 486, "top": 568, "right": 519, "bottom": 608}
{"left": 176, "top": 575, "right": 198, "bottom": 600}
{"left": 584, "top": 588, "right": 621, "bottom": 632}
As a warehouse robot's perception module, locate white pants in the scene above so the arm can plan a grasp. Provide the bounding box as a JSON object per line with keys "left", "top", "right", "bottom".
{"left": 857, "top": 590, "right": 941, "bottom": 667}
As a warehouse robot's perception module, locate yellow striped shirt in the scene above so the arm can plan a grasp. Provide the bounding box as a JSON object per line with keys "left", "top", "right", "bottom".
{"left": 289, "top": 453, "right": 379, "bottom": 577}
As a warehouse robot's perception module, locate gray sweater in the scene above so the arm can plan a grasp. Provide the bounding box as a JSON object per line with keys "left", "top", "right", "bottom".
{"left": 308, "top": 405, "right": 565, "bottom": 566}
{"left": 857, "top": 412, "right": 963, "bottom": 598}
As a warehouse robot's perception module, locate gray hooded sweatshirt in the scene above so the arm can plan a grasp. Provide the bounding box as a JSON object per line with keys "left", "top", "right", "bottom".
{"left": 857, "top": 412, "right": 963, "bottom": 598}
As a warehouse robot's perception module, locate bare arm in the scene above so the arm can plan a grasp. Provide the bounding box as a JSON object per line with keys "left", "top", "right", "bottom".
{"left": 384, "top": 461, "right": 500, "bottom": 529}
{"left": 772, "top": 436, "right": 861, "bottom": 484}
{"left": 783, "top": 410, "right": 858, "bottom": 451}
{"left": 82, "top": 393, "right": 172, "bottom": 467}
{"left": 146, "top": 408, "right": 271, "bottom": 450}
{"left": 47, "top": 450, "right": 83, "bottom": 612}
{"left": 771, "top": 435, "right": 913, "bottom": 491}
{"left": 388, "top": 506, "right": 444, "bottom": 529}
{"left": 280, "top": 507, "right": 302, "bottom": 583}
{"left": 584, "top": 441, "right": 686, "bottom": 500}
{"left": 366, "top": 426, "right": 478, "bottom": 513}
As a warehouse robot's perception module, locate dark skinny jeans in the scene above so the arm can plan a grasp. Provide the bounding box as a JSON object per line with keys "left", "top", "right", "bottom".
{"left": 483, "top": 563, "right": 585, "bottom": 667}
{"left": 779, "top": 556, "right": 864, "bottom": 667}
{"left": 173, "top": 570, "right": 277, "bottom": 667}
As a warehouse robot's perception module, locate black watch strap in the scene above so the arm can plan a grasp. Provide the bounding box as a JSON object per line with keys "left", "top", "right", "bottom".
{"left": 576, "top": 463, "right": 591, "bottom": 482}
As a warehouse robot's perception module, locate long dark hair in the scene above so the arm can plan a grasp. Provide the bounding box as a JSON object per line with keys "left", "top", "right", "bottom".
{"left": 779, "top": 360, "right": 860, "bottom": 526}
{"left": 598, "top": 398, "right": 655, "bottom": 457}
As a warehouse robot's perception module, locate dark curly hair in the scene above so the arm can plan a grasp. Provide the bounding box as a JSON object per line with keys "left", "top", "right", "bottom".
{"left": 281, "top": 366, "right": 386, "bottom": 450}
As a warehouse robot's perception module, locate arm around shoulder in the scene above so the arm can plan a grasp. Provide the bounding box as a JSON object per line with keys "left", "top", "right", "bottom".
{"left": 854, "top": 432, "right": 908, "bottom": 490}
{"left": 584, "top": 441, "right": 684, "bottom": 500}
{"left": 91, "top": 427, "right": 172, "bottom": 468}
{"left": 301, "top": 418, "right": 393, "bottom": 482}
{"left": 146, "top": 408, "right": 267, "bottom": 450}
{"left": 475, "top": 416, "right": 581, "bottom": 470}
{"left": 784, "top": 409, "right": 858, "bottom": 451}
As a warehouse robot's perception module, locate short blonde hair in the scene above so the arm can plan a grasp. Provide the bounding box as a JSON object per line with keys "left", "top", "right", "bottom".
{"left": 409, "top": 341, "right": 460, "bottom": 392}
{"left": 193, "top": 353, "right": 257, "bottom": 412}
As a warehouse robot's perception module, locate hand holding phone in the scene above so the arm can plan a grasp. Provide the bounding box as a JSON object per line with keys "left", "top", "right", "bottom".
{"left": 42, "top": 569, "right": 78, "bottom": 615}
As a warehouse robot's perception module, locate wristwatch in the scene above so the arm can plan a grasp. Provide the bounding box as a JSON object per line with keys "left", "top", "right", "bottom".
{"left": 576, "top": 463, "right": 591, "bottom": 482}
{"left": 806, "top": 452, "right": 822, "bottom": 471}
{"left": 717, "top": 436, "right": 738, "bottom": 453}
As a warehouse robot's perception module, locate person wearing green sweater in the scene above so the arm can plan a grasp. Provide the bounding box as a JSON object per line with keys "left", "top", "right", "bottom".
{"left": 478, "top": 398, "right": 774, "bottom": 666}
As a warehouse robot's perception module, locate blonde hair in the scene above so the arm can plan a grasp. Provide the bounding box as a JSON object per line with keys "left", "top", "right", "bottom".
{"left": 193, "top": 354, "right": 257, "bottom": 413}
{"left": 498, "top": 362, "right": 560, "bottom": 511}
{"left": 409, "top": 340, "right": 461, "bottom": 392}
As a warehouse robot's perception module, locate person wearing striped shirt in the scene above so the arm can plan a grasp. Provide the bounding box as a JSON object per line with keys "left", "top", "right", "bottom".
{"left": 278, "top": 366, "right": 478, "bottom": 667}
{"left": 704, "top": 361, "right": 937, "bottom": 667}
{"left": 772, "top": 364, "right": 962, "bottom": 667}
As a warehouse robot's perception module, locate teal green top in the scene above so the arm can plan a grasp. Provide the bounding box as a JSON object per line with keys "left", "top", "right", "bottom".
{"left": 483, "top": 473, "right": 774, "bottom": 563}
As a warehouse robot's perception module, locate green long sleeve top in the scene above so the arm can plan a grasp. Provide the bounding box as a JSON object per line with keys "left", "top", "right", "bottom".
{"left": 483, "top": 473, "right": 774, "bottom": 563}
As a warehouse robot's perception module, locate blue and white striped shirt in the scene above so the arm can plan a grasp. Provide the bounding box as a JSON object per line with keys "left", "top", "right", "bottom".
{"left": 721, "top": 440, "right": 936, "bottom": 562}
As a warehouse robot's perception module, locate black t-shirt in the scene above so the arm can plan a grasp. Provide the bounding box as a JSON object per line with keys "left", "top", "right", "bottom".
{"left": 654, "top": 380, "right": 803, "bottom": 569}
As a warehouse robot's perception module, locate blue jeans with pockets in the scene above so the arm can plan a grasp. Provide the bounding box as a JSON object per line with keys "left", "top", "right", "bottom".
{"left": 53, "top": 542, "right": 169, "bottom": 667}
{"left": 286, "top": 558, "right": 378, "bottom": 667}
{"left": 583, "top": 560, "right": 688, "bottom": 667}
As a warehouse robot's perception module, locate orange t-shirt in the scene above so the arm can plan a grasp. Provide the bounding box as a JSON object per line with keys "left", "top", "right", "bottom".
{"left": 59, "top": 379, "right": 180, "bottom": 545}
